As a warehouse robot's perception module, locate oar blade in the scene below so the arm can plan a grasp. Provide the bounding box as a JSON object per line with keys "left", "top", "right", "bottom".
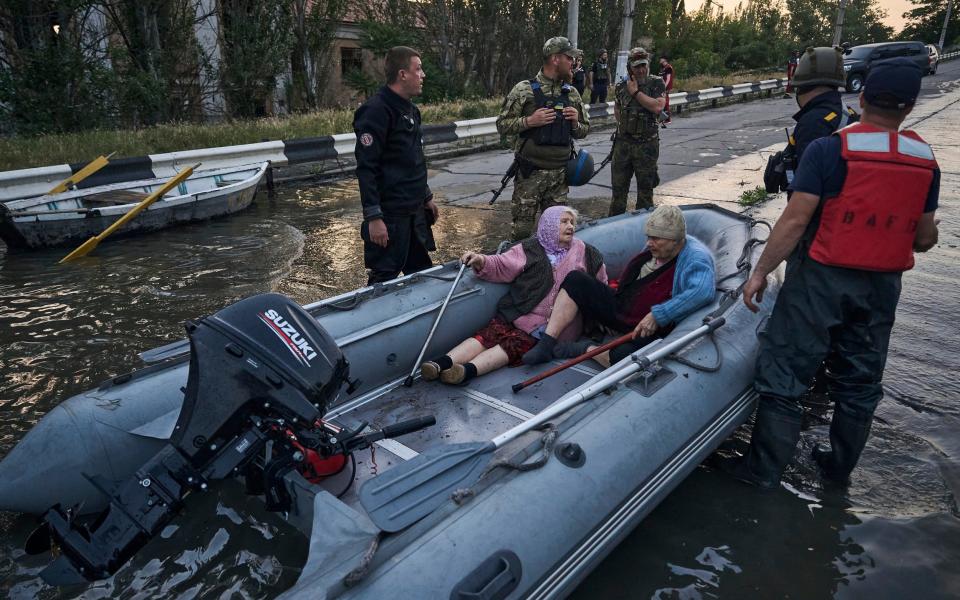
{"left": 59, "top": 236, "right": 99, "bottom": 263}
{"left": 360, "top": 441, "right": 494, "bottom": 532}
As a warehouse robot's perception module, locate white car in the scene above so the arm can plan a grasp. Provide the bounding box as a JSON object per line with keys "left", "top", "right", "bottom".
{"left": 926, "top": 44, "right": 940, "bottom": 75}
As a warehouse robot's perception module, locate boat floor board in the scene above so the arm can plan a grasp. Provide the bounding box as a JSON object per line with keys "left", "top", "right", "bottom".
{"left": 81, "top": 189, "right": 151, "bottom": 206}
{"left": 317, "top": 359, "right": 599, "bottom": 511}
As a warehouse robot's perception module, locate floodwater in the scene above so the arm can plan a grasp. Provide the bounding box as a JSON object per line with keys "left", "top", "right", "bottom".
{"left": 0, "top": 171, "right": 958, "bottom": 598}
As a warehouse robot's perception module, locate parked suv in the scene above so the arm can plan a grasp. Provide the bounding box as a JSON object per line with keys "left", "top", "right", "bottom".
{"left": 927, "top": 44, "right": 940, "bottom": 74}
{"left": 842, "top": 41, "right": 929, "bottom": 93}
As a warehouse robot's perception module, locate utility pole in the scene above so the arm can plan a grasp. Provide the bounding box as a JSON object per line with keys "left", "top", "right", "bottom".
{"left": 567, "top": 0, "right": 579, "bottom": 48}
{"left": 615, "top": 0, "right": 635, "bottom": 81}
{"left": 939, "top": 0, "right": 954, "bottom": 50}
{"left": 832, "top": 0, "right": 848, "bottom": 47}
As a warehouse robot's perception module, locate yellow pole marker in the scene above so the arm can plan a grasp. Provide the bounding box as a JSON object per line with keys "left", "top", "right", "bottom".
{"left": 46, "top": 152, "right": 117, "bottom": 195}
{"left": 60, "top": 163, "right": 200, "bottom": 263}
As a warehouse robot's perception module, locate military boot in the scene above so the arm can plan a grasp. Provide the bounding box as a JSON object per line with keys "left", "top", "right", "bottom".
{"left": 812, "top": 410, "right": 873, "bottom": 482}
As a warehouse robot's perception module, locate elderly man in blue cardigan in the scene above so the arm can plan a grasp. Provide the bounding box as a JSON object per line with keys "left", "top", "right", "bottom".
{"left": 522, "top": 204, "right": 716, "bottom": 366}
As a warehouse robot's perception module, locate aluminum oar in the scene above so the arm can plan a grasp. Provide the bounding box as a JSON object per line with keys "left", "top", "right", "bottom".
{"left": 403, "top": 262, "right": 468, "bottom": 387}
{"left": 360, "top": 318, "right": 725, "bottom": 532}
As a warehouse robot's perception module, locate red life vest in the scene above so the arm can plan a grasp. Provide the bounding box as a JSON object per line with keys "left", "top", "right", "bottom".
{"left": 808, "top": 122, "right": 937, "bottom": 272}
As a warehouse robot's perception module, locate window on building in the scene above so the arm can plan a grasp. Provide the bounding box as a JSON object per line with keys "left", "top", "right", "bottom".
{"left": 341, "top": 47, "right": 364, "bottom": 76}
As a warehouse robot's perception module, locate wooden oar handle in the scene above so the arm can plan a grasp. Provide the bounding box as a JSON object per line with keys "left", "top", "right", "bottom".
{"left": 512, "top": 332, "right": 635, "bottom": 393}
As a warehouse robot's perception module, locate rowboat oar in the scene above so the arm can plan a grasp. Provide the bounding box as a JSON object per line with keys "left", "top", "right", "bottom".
{"left": 403, "top": 262, "right": 468, "bottom": 387}
{"left": 46, "top": 152, "right": 116, "bottom": 195}
{"left": 59, "top": 163, "right": 200, "bottom": 263}
{"left": 511, "top": 332, "right": 635, "bottom": 393}
{"left": 360, "top": 318, "right": 726, "bottom": 532}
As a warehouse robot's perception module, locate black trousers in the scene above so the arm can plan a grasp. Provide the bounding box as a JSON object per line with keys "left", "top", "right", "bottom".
{"left": 591, "top": 83, "right": 608, "bottom": 104}
{"left": 752, "top": 254, "right": 902, "bottom": 474}
{"left": 362, "top": 211, "right": 435, "bottom": 285}
{"left": 561, "top": 271, "right": 657, "bottom": 363}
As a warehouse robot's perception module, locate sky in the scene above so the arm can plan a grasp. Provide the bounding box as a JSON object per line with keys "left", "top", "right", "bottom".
{"left": 684, "top": 0, "right": 914, "bottom": 32}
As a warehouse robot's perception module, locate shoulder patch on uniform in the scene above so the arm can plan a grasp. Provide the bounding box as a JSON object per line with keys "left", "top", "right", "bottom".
{"left": 824, "top": 112, "right": 837, "bottom": 122}
{"left": 360, "top": 133, "right": 374, "bottom": 147}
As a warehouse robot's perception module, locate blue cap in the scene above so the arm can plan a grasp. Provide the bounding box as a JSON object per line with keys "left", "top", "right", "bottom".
{"left": 863, "top": 58, "right": 922, "bottom": 109}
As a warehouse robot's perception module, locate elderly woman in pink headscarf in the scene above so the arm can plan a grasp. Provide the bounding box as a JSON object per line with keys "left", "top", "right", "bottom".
{"left": 420, "top": 206, "right": 608, "bottom": 385}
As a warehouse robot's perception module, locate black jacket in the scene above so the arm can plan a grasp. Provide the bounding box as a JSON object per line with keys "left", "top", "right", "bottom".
{"left": 353, "top": 86, "right": 432, "bottom": 221}
{"left": 791, "top": 90, "right": 856, "bottom": 162}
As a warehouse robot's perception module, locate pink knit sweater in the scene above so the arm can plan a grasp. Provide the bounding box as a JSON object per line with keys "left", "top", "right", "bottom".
{"left": 477, "top": 238, "right": 609, "bottom": 341}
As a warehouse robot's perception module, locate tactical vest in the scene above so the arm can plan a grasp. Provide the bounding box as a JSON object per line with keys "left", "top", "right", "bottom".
{"left": 497, "top": 238, "right": 604, "bottom": 324}
{"left": 808, "top": 122, "right": 937, "bottom": 272}
{"left": 616, "top": 78, "right": 663, "bottom": 139}
{"left": 518, "top": 80, "right": 574, "bottom": 170}
{"left": 592, "top": 61, "right": 609, "bottom": 83}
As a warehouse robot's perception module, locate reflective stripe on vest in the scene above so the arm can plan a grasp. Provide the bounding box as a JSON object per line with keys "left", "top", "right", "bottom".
{"left": 808, "top": 122, "right": 938, "bottom": 272}
{"left": 844, "top": 131, "right": 889, "bottom": 152}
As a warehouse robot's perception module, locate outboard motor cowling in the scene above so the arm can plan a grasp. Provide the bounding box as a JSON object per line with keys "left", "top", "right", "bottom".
{"left": 173, "top": 293, "right": 348, "bottom": 462}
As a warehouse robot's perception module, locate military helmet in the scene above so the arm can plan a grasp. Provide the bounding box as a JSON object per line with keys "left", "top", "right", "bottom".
{"left": 792, "top": 46, "right": 845, "bottom": 88}
{"left": 566, "top": 149, "right": 595, "bottom": 186}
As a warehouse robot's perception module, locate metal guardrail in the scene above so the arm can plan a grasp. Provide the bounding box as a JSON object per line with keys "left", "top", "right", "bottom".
{"left": 0, "top": 77, "right": 788, "bottom": 201}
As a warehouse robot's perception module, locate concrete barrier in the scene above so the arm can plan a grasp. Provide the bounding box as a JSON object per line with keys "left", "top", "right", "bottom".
{"left": 0, "top": 77, "right": 789, "bottom": 201}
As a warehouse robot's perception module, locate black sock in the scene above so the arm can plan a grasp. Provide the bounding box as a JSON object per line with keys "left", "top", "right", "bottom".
{"left": 433, "top": 355, "right": 454, "bottom": 370}
{"left": 463, "top": 362, "right": 478, "bottom": 381}
{"left": 522, "top": 333, "right": 558, "bottom": 365}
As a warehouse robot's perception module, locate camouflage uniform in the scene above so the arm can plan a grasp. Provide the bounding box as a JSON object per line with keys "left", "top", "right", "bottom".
{"left": 497, "top": 38, "right": 589, "bottom": 240}
{"left": 610, "top": 71, "right": 665, "bottom": 216}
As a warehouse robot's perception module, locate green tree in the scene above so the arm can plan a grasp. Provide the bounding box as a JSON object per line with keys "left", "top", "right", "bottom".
{"left": 901, "top": 0, "right": 959, "bottom": 46}
{"left": 218, "top": 0, "right": 291, "bottom": 118}
{"left": 0, "top": 0, "right": 118, "bottom": 135}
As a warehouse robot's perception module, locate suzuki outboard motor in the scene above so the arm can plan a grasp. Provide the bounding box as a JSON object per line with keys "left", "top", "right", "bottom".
{"left": 30, "top": 293, "right": 352, "bottom": 584}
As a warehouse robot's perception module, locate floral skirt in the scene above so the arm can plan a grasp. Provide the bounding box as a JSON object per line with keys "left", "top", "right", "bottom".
{"left": 473, "top": 316, "right": 537, "bottom": 366}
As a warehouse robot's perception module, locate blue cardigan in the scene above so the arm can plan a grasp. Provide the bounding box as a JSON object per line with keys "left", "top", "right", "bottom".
{"left": 651, "top": 235, "right": 716, "bottom": 326}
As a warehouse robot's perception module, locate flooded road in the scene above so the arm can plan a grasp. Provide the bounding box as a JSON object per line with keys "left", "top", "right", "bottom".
{"left": 1, "top": 66, "right": 959, "bottom": 598}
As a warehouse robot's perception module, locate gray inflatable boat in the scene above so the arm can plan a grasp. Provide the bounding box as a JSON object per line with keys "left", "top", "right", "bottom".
{"left": 0, "top": 204, "right": 777, "bottom": 598}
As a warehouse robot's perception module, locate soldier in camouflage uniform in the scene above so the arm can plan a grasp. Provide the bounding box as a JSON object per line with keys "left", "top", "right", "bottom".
{"left": 496, "top": 36, "right": 590, "bottom": 240}
{"left": 610, "top": 47, "right": 666, "bottom": 216}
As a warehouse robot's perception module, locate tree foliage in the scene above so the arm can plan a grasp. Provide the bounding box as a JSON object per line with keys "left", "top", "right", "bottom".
{"left": 0, "top": 0, "right": 902, "bottom": 135}
{"left": 900, "top": 0, "right": 959, "bottom": 47}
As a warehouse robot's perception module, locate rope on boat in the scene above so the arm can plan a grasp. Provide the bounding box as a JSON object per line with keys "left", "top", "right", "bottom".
{"left": 343, "top": 532, "right": 383, "bottom": 587}
{"left": 451, "top": 425, "right": 559, "bottom": 506}
{"left": 342, "top": 427, "right": 558, "bottom": 586}
{"left": 667, "top": 332, "right": 723, "bottom": 373}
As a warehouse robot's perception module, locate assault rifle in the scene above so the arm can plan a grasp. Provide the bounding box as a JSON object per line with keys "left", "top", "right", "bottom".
{"left": 489, "top": 158, "right": 519, "bottom": 205}
{"left": 489, "top": 138, "right": 529, "bottom": 205}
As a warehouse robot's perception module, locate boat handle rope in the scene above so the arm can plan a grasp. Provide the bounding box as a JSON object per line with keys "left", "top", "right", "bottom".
{"left": 450, "top": 424, "right": 560, "bottom": 507}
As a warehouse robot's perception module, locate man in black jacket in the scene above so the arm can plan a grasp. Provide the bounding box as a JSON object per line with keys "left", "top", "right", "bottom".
{"left": 353, "top": 46, "right": 440, "bottom": 284}
{"left": 765, "top": 46, "right": 858, "bottom": 195}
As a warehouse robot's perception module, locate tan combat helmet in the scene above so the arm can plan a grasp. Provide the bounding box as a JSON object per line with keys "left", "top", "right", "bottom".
{"left": 792, "top": 46, "right": 846, "bottom": 88}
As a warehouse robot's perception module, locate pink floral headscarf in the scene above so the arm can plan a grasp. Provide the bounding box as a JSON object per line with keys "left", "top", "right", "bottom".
{"left": 537, "top": 206, "right": 576, "bottom": 265}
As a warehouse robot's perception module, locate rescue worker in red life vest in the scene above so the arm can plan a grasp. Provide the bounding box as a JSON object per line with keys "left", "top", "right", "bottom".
{"left": 724, "top": 58, "right": 941, "bottom": 489}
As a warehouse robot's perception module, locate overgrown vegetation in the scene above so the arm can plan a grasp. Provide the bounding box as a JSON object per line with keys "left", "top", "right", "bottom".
{"left": 739, "top": 185, "right": 771, "bottom": 206}
{"left": 0, "top": 97, "right": 503, "bottom": 171}
{"left": 2, "top": 0, "right": 950, "bottom": 143}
